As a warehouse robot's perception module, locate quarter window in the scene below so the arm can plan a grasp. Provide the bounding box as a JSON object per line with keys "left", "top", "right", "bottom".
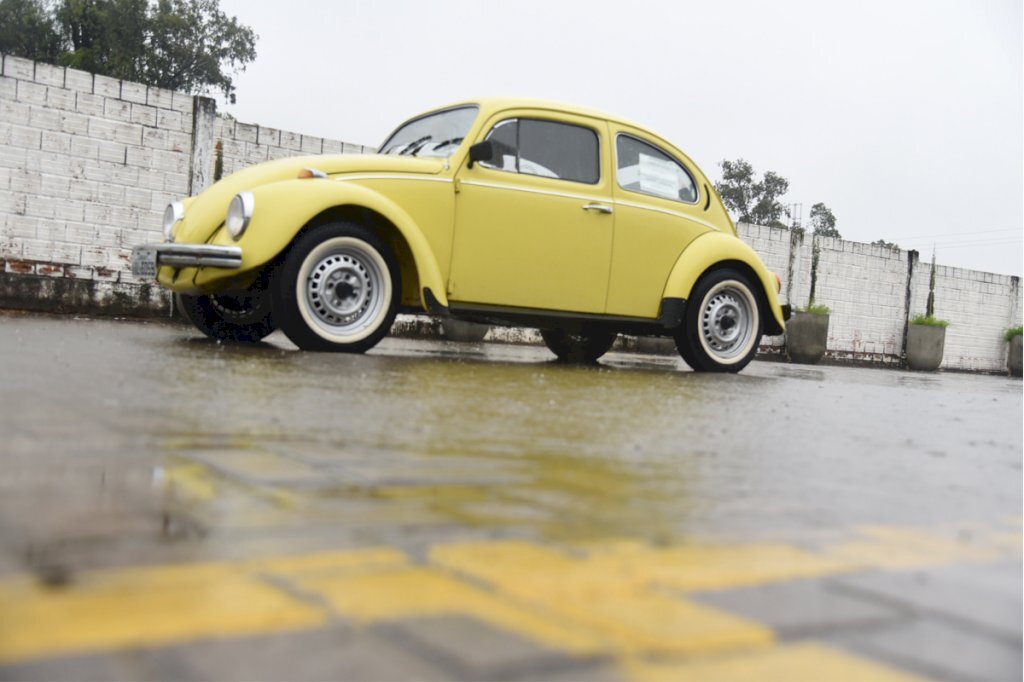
{"left": 616, "top": 135, "right": 698, "bottom": 203}
{"left": 481, "top": 118, "right": 600, "bottom": 184}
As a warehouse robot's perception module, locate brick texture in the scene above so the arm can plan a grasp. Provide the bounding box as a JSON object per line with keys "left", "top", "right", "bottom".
{"left": 0, "top": 52, "right": 367, "bottom": 296}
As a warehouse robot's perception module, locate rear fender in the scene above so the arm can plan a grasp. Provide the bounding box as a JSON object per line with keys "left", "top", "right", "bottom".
{"left": 662, "top": 231, "right": 786, "bottom": 333}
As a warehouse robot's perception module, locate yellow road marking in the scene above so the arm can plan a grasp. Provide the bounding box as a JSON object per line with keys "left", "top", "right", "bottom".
{"left": 0, "top": 564, "right": 324, "bottom": 664}
{"left": 623, "top": 642, "right": 926, "bottom": 682}
{"left": 431, "top": 541, "right": 774, "bottom": 654}
{"left": 249, "top": 547, "right": 408, "bottom": 576}
{"left": 825, "top": 525, "right": 1009, "bottom": 569}
{"left": 578, "top": 541, "right": 854, "bottom": 591}
{"left": 292, "top": 565, "right": 607, "bottom": 654}
{"left": 0, "top": 521, "right": 1017, "bottom": 671}
{"left": 161, "top": 462, "right": 218, "bottom": 502}
{"left": 187, "top": 450, "right": 322, "bottom": 484}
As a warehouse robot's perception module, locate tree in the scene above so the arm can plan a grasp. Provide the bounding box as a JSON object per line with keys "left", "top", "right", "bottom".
{"left": 56, "top": 0, "right": 149, "bottom": 81}
{"left": 809, "top": 202, "right": 840, "bottom": 238}
{"left": 715, "top": 158, "right": 790, "bottom": 228}
{"left": 0, "top": 0, "right": 256, "bottom": 100}
{"left": 0, "top": 0, "right": 61, "bottom": 63}
{"left": 145, "top": 0, "right": 256, "bottom": 101}
{"left": 872, "top": 238, "right": 899, "bottom": 249}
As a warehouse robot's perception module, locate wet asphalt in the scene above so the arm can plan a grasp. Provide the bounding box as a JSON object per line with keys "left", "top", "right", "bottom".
{"left": 0, "top": 312, "right": 1020, "bottom": 680}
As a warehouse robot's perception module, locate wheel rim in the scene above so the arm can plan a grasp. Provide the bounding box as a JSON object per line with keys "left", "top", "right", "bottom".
{"left": 698, "top": 280, "right": 758, "bottom": 363}
{"left": 296, "top": 237, "right": 391, "bottom": 343}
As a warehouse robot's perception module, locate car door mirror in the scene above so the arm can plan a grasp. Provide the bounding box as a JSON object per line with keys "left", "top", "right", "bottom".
{"left": 467, "top": 140, "right": 495, "bottom": 168}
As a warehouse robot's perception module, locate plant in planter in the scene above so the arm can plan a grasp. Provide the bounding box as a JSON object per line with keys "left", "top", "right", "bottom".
{"left": 906, "top": 252, "right": 949, "bottom": 371}
{"left": 1005, "top": 326, "right": 1023, "bottom": 377}
{"left": 906, "top": 314, "right": 949, "bottom": 371}
{"left": 786, "top": 303, "right": 831, "bottom": 364}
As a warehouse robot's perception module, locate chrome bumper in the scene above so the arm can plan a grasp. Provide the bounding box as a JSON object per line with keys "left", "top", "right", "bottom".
{"left": 131, "top": 243, "right": 243, "bottom": 276}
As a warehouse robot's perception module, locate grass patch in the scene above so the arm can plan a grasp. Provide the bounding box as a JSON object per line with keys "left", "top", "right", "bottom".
{"left": 798, "top": 303, "right": 831, "bottom": 315}
{"left": 911, "top": 314, "right": 949, "bottom": 328}
{"left": 1005, "top": 326, "right": 1023, "bottom": 342}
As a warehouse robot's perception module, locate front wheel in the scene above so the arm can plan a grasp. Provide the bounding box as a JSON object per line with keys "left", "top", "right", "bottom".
{"left": 175, "top": 290, "right": 275, "bottom": 342}
{"left": 272, "top": 222, "right": 400, "bottom": 352}
{"left": 675, "top": 269, "right": 762, "bottom": 372}
{"left": 541, "top": 328, "right": 617, "bottom": 363}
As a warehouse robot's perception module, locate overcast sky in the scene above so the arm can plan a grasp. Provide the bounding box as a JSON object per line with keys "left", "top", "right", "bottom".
{"left": 217, "top": 0, "right": 1022, "bottom": 276}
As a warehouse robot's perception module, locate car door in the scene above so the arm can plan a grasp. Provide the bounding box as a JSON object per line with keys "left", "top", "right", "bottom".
{"left": 605, "top": 129, "right": 714, "bottom": 318}
{"left": 448, "top": 112, "right": 613, "bottom": 314}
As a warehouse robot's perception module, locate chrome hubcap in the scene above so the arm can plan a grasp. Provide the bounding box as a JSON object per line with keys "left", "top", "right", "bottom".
{"left": 701, "top": 285, "right": 753, "bottom": 359}
{"left": 306, "top": 251, "right": 382, "bottom": 330}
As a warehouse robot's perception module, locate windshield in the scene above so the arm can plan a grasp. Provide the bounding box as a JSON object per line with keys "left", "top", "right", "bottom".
{"left": 379, "top": 106, "right": 479, "bottom": 158}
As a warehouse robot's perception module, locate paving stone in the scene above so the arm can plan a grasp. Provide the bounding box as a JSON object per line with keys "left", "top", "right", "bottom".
{"left": 828, "top": 562, "right": 1022, "bottom": 642}
{"left": 0, "top": 649, "right": 156, "bottom": 681}
{"left": 378, "top": 615, "right": 620, "bottom": 681}
{"left": 691, "top": 578, "right": 907, "bottom": 637}
{"left": 143, "top": 625, "right": 452, "bottom": 681}
{"left": 825, "top": 618, "right": 1023, "bottom": 682}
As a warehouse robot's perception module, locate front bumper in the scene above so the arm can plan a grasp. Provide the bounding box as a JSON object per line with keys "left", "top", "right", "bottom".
{"left": 131, "top": 243, "right": 242, "bottom": 278}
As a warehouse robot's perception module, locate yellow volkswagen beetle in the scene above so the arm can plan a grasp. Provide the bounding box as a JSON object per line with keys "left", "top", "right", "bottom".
{"left": 132, "top": 98, "right": 789, "bottom": 372}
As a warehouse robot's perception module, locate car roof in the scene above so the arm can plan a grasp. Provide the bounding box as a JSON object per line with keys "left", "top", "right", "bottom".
{"left": 433, "top": 97, "right": 650, "bottom": 132}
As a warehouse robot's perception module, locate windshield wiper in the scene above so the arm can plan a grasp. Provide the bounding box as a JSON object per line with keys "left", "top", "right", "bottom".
{"left": 430, "top": 137, "right": 464, "bottom": 153}
{"left": 398, "top": 135, "right": 432, "bottom": 156}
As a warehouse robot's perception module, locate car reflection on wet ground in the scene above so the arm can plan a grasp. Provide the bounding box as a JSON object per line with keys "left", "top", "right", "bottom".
{"left": 0, "top": 312, "right": 1020, "bottom": 681}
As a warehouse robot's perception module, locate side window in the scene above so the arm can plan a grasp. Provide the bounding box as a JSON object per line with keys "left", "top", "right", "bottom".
{"left": 616, "top": 135, "right": 698, "bottom": 203}
{"left": 481, "top": 118, "right": 600, "bottom": 184}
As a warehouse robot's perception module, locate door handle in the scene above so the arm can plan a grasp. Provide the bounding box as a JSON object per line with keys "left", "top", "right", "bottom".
{"left": 581, "top": 203, "right": 613, "bottom": 214}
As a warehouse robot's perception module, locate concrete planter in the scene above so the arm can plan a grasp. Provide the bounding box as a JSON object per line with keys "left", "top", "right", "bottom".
{"left": 785, "top": 312, "right": 829, "bottom": 364}
{"left": 906, "top": 324, "right": 946, "bottom": 371}
{"left": 1008, "top": 335, "right": 1022, "bottom": 377}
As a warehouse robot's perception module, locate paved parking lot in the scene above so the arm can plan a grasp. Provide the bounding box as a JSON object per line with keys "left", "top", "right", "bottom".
{"left": 0, "top": 313, "right": 1020, "bottom": 680}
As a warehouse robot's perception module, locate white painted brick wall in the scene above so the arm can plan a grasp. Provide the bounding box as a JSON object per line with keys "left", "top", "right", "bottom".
{"left": 1, "top": 53, "right": 1020, "bottom": 370}
{"left": 209, "top": 114, "right": 372, "bottom": 188}
{"left": 736, "top": 222, "right": 792, "bottom": 349}
{"left": 909, "top": 261, "right": 1023, "bottom": 372}
{"left": 0, "top": 53, "right": 196, "bottom": 281}
{"left": 0, "top": 52, "right": 369, "bottom": 286}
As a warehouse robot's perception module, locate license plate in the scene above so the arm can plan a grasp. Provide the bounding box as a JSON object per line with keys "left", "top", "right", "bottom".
{"left": 131, "top": 247, "right": 157, "bottom": 278}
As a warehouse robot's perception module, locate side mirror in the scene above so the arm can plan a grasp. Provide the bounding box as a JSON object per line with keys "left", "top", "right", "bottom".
{"left": 467, "top": 140, "right": 495, "bottom": 168}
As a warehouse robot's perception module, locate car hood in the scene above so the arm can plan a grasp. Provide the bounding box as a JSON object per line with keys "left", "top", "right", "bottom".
{"left": 174, "top": 154, "right": 446, "bottom": 244}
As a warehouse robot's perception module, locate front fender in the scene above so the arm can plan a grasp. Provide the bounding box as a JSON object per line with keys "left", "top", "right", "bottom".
{"left": 200, "top": 179, "right": 448, "bottom": 308}
{"left": 663, "top": 231, "right": 786, "bottom": 333}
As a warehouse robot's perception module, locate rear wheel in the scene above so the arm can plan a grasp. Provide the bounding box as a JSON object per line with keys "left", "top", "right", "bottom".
{"left": 272, "top": 221, "right": 400, "bottom": 352}
{"left": 541, "top": 328, "right": 617, "bottom": 363}
{"left": 175, "top": 289, "right": 275, "bottom": 342}
{"left": 675, "top": 268, "right": 762, "bottom": 372}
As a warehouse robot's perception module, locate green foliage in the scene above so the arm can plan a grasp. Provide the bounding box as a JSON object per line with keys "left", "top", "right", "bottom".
{"left": 872, "top": 238, "right": 899, "bottom": 249}
{"left": 145, "top": 0, "right": 256, "bottom": 101}
{"left": 810, "top": 202, "right": 840, "bottom": 238}
{"left": 798, "top": 303, "right": 831, "bottom": 315}
{"left": 1005, "top": 326, "right": 1023, "bottom": 342}
{"left": 0, "top": 0, "right": 256, "bottom": 99}
{"left": 910, "top": 314, "right": 949, "bottom": 328}
{"left": 56, "top": 0, "right": 149, "bottom": 81}
{"left": 0, "top": 0, "right": 61, "bottom": 62}
{"left": 715, "top": 159, "right": 790, "bottom": 227}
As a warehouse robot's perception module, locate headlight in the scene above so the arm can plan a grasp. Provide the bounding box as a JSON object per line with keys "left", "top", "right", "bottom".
{"left": 225, "top": 192, "right": 254, "bottom": 240}
{"left": 162, "top": 201, "right": 185, "bottom": 241}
